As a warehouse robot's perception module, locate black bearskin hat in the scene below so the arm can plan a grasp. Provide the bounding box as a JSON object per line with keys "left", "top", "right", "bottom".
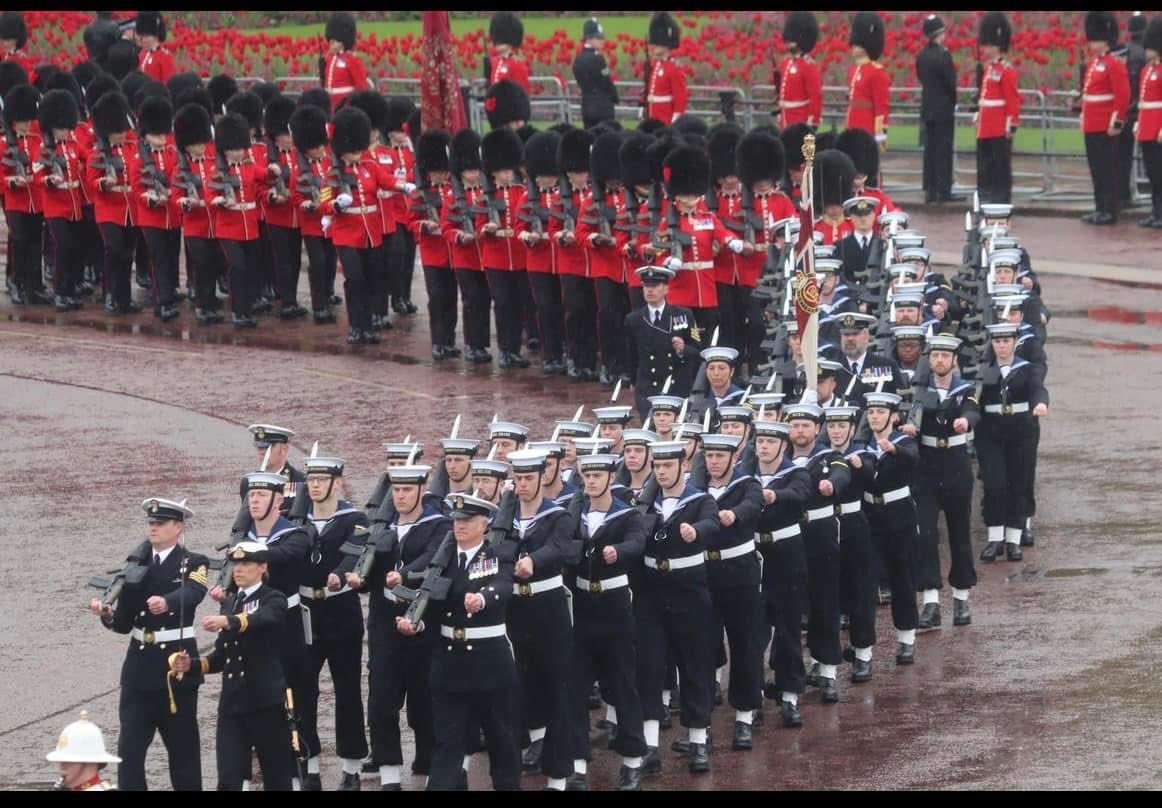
{"left": 523, "top": 130, "right": 561, "bottom": 179}
{"left": 781, "top": 123, "right": 812, "bottom": 172}
{"left": 514, "top": 122, "right": 537, "bottom": 143}
{"left": 449, "top": 128, "right": 483, "bottom": 175}
{"left": 664, "top": 144, "right": 711, "bottom": 198}
{"left": 105, "top": 40, "right": 138, "bottom": 81}
{"left": 708, "top": 122, "right": 743, "bottom": 180}
{"left": 589, "top": 119, "right": 623, "bottom": 137}
{"left": 208, "top": 74, "right": 238, "bottom": 116}
{"left": 3, "top": 84, "right": 38, "bottom": 126}
{"left": 590, "top": 130, "right": 625, "bottom": 186}
{"left": 226, "top": 91, "right": 263, "bottom": 133}
{"left": 482, "top": 127, "right": 524, "bottom": 175}
{"left": 813, "top": 149, "right": 857, "bottom": 215}
{"left": 649, "top": 11, "right": 680, "bottom": 49}
{"left": 638, "top": 117, "right": 666, "bottom": 136}
{"left": 84, "top": 72, "right": 119, "bottom": 114}
{"left": 174, "top": 102, "right": 213, "bottom": 151}
{"left": 783, "top": 11, "right": 819, "bottom": 53}
{"left": 835, "top": 127, "right": 878, "bottom": 179}
{"left": 213, "top": 111, "right": 252, "bottom": 154}
{"left": 45, "top": 72, "right": 84, "bottom": 113}
{"left": 135, "top": 11, "right": 166, "bottom": 42}
{"left": 251, "top": 81, "right": 280, "bottom": 107}
{"left": 91, "top": 90, "right": 132, "bottom": 137}
{"left": 289, "top": 104, "right": 329, "bottom": 153}
{"left": 416, "top": 129, "right": 452, "bottom": 175}
{"left": 331, "top": 105, "right": 371, "bottom": 156}
{"left": 326, "top": 12, "right": 357, "bottom": 51}
{"left": 850, "top": 12, "right": 885, "bottom": 61}
{"left": 34, "top": 64, "right": 60, "bottom": 94}
{"left": 672, "top": 113, "right": 709, "bottom": 139}
{"left": 813, "top": 129, "right": 837, "bottom": 153}
{"left": 297, "top": 87, "right": 331, "bottom": 117}
{"left": 83, "top": 20, "right": 119, "bottom": 67}
{"left": 346, "top": 90, "right": 388, "bottom": 133}
{"left": 175, "top": 86, "right": 213, "bottom": 118}
{"left": 1084, "top": 12, "right": 1118, "bottom": 44}
{"left": 166, "top": 72, "right": 202, "bottom": 102}
{"left": 0, "top": 12, "right": 28, "bottom": 51}
{"left": 646, "top": 129, "right": 680, "bottom": 184}
{"left": 263, "top": 95, "right": 296, "bottom": 138}
{"left": 384, "top": 96, "right": 414, "bottom": 135}
{"left": 72, "top": 62, "right": 101, "bottom": 93}
{"left": 557, "top": 127, "right": 594, "bottom": 175}
{"left": 38, "top": 89, "right": 79, "bottom": 133}
{"left": 978, "top": 12, "right": 1012, "bottom": 52}
{"left": 489, "top": 12, "right": 524, "bottom": 48}
{"left": 485, "top": 79, "right": 530, "bottom": 130}
{"left": 736, "top": 130, "right": 785, "bottom": 187}
{"left": 1145, "top": 16, "right": 1162, "bottom": 55}
{"left": 619, "top": 132, "right": 654, "bottom": 189}
{"left": 0, "top": 62, "right": 29, "bottom": 98}
{"left": 138, "top": 95, "right": 173, "bottom": 136}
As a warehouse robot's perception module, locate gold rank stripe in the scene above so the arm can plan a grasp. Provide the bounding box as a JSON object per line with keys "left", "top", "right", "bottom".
{"left": 188, "top": 565, "right": 209, "bottom": 587}
{"left": 237, "top": 613, "right": 250, "bottom": 634}
{"left": 319, "top": 186, "right": 333, "bottom": 203}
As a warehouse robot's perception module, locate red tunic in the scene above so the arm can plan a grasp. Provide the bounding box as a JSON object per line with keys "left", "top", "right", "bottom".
{"left": 406, "top": 181, "right": 453, "bottom": 269}
{"left": 2, "top": 131, "right": 43, "bottom": 214}
{"left": 1137, "top": 62, "right": 1162, "bottom": 143}
{"left": 846, "top": 61, "right": 891, "bottom": 137}
{"left": 814, "top": 217, "right": 852, "bottom": 246}
{"left": 209, "top": 160, "right": 270, "bottom": 242}
{"left": 778, "top": 54, "right": 823, "bottom": 129}
{"left": 553, "top": 184, "right": 594, "bottom": 278}
{"left": 655, "top": 209, "right": 733, "bottom": 310}
{"left": 131, "top": 143, "right": 183, "bottom": 230}
{"left": 577, "top": 188, "right": 630, "bottom": 283}
{"left": 490, "top": 53, "right": 531, "bottom": 95}
{"left": 442, "top": 184, "right": 486, "bottom": 270}
{"left": 522, "top": 185, "right": 560, "bottom": 275}
{"left": 263, "top": 146, "right": 299, "bottom": 230}
{"left": 646, "top": 58, "right": 689, "bottom": 124}
{"left": 368, "top": 144, "right": 400, "bottom": 236}
{"left": 1081, "top": 52, "right": 1130, "bottom": 134}
{"left": 138, "top": 45, "right": 177, "bottom": 85}
{"left": 861, "top": 186, "right": 899, "bottom": 218}
{"left": 85, "top": 140, "right": 137, "bottom": 226}
{"left": 324, "top": 50, "right": 372, "bottom": 113}
{"left": 289, "top": 153, "right": 332, "bottom": 238}
{"left": 177, "top": 153, "right": 216, "bottom": 239}
{"left": 36, "top": 136, "right": 85, "bottom": 221}
{"left": 977, "top": 58, "right": 1021, "bottom": 140}
{"left": 322, "top": 157, "right": 394, "bottom": 249}
{"left": 475, "top": 183, "right": 528, "bottom": 271}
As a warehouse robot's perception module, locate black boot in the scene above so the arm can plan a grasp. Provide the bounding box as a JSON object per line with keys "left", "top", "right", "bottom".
{"left": 917, "top": 602, "right": 942, "bottom": 630}
{"left": 805, "top": 661, "right": 821, "bottom": 688}
{"left": 1005, "top": 542, "right": 1023, "bottom": 562}
{"left": 338, "top": 772, "right": 361, "bottom": 791}
{"left": 851, "top": 658, "right": 873, "bottom": 683}
{"left": 232, "top": 314, "right": 257, "bottom": 328}
{"left": 687, "top": 742, "right": 710, "bottom": 774}
{"left": 565, "top": 772, "right": 587, "bottom": 791}
{"left": 752, "top": 708, "right": 764, "bottom": 728}
{"left": 714, "top": 680, "right": 723, "bottom": 706}
{"left": 521, "top": 738, "right": 543, "bottom": 772}
{"left": 953, "top": 598, "right": 972, "bottom": 626}
{"left": 303, "top": 773, "right": 322, "bottom": 791}
{"left": 617, "top": 765, "right": 642, "bottom": 791}
{"left": 820, "top": 677, "right": 839, "bottom": 703}
{"left": 642, "top": 746, "right": 662, "bottom": 777}
{"left": 780, "top": 699, "right": 802, "bottom": 728}
{"left": 895, "top": 642, "right": 916, "bottom": 665}
{"left": 979, "top": 541, "right": 1004, "bottom": 563}
{"left": 732, "top": 721, "right": 753, "bottom": 750}
{"left": 1021, "top": 528, "right": 1035, "bottom": 547}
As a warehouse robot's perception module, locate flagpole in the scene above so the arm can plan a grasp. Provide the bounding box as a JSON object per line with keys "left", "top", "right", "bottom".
{"left": 799, "top": 134, "right": 820, "bottom": 397}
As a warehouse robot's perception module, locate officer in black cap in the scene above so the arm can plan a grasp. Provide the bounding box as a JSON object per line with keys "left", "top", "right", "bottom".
{"left": 171, "top": 541, "right": 294, "bottom": 791}
{"left": 573, "top": 17, "right": 619, "bottom": 129}
{"left": 624, "top": 265, "right": 703, "bottom": 422}
{"left": 240, "top": 425, "right": 305, "bottom": 513}
{"left": 834, "top": 312, "right": 907, "bottom": 408}
{"left": 89, "top": 498, "right": 207, "bottom": 791}
{"left": 1119, "top": 13, "right": 1148, "bottom": 207}
{"left": 916, "top": 14, "right": 958, "bottom": 203}
{"left": 395, "top": 493, "right": 520, "bottom": 791}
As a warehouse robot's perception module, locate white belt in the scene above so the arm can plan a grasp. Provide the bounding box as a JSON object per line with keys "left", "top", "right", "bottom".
{"left": 705, "top": 539, "right": 756, "bottom": 562}
{"left": 299, "top": 584, "right": 352, "bottom": 601}
{"left": 131, "top": 626, "right": 195, "bottom": 645}
{"left": 376, "top": 189, "right": 396, "bottom": 199}
{"left": 1140, "top": 101, "right": 1162, "bottom": 110}
{"left": 756, "top": 524, "right": 801, "bottom": 544}
{"left": 575, "top": 574, "right": 630, "bottom": 593}
{"left": 921, "top": 434, "right": 969, "bottom": 448}
{"left": 230, "top": 202, "right": 257, "bottom": 211}
{"left": 805, "top": 505, "right": 836, "bottom": 522}
{"left": 342, "top": 205, "right": 378, "bottom": 214}
{"left": 1084, "top": 94, "right": 1114, "bottom": 103}
{"left": 54, "top": 180, "right": 81, "bottom": 189}
{"left": 984, "top": 402, "right": 1029, "bottom": 415}
{"left": 644, "top": 553, "right": 705, "bottom": 572}
{"left": 285, "top": 593, "right": 301, "bottom": 609}
{"left": 330, "top": 85, "right": 356, "bottom": 94}
{"left": 683, "top": 260, "right": 714, "bottom": 270}
{"left": 781, "top": 99, "right": 809, "bottom": 109}
{"left": 979, "top": 99, "right": 1007, "bottom": 107}
{"left": 839, "top": 501, "right": 862, "bottom": 515}
{"left": 513, "top": 574, "right": 564, "bottom": 597}
{"left": 440, "top": 624, "right": 507, "bottom": 640}
{"left": 864, "top": 486, "right": 911, "bottom": 505}
{"left": 648, "top": 94, "right": 673, "bottom": 103}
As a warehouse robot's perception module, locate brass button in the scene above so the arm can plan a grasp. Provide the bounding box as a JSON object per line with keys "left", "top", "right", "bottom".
{"left": 453, "top": 628, "right": 466, "bottom": 641}
{"left": 589, "top": 581, "right": 602, "bottom": 594}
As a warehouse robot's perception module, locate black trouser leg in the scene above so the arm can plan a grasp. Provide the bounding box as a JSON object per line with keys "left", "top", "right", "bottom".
{"left": 326, "top": 612, "right": 369, "bottom": 761}
{"left": 561, "top": 274, "right": 598, "bottom": 370}
{"left": 873, "top": 517, "right": 919, "bottom": 631}
{"left": 140, "top": 226, "right": 180, "bottom": 306}
{"left": 710, "top": 584, "right": 763, "bottom": 712}
{"left": 975, "top": 426, "right": 1008, "bottom": 528}
{"left": 116, "top": 685, "right": 158, "bottom": 791}
{"left": 804, "top": 530, "right": 842, "bottom": 665}
{"left": 840, "top": 517, "right": 878, "bottom": 649}
{"left": 485, "top": 268, "right": 522, "bottom": 355}
{"left": 154, "top": 685, "right": 202, "bottom": 790}
{"left": 714, "top": 283, "right": 741, "bottom": 351}
{"left": 1004, "top": 432, "right": 1036, "bottom": 531}
{"left": 297, "top": 635, "right": 328, "bottom": 762}
{"left": 455, "top": 268, "right": 491, "bottom": 350}
{"left": 745, "top": 290, "right": 764, "bottom": 373}
{"left": 423, "top": 265, "right": 459, "bottom": 348}
{"left": 693, "top": 306, "right": 718, "bottom": 337}
{"left": 336, "top": 245, "right": 373, "bottom": 331}
{"left": 401, "top": 230, "right": 417, "bottom": 302}
{"left": 185, "top": 236, "right": 220, "bottom": 309}
{"left": 428, "top": 690, "right": 470, "bottom": 791}
{"left": 98, "top": 222, "right": 132, "bottom": 307}
{"left": 511, "top": 599, "right": 574, "bottom": 779}
{"left": 1086, "top": 132, "right": 1117, "bottom": 216}
{"left": 1118, "top": 118, "right": 1136, "bottom": 204}
{"left": 249, "top": 705, "right": 295, "bottom": 791}
{"left": 633, "top": 590, "right": 666, "bottom": 721}
{"left": 304, "top": 235, "right": 333, "bottom": 312}
{"left": 134, "top": 226, "right": 149, "bottom": 282}
{"left": 628, "top": 285, "right": 645, "bottom": 311}
{"left": 528, "top": 271, "right": 564, "bottom": 361}
{"left": 594, "top": 277, "right": 628, "bottom": 373}
{"left": 366, "top": 610, "right": 404, "bottom": 767}
{"left": 520, "top": 269, "right": 537, "bottom": 345}
{"left": 267, "top": 224, "right": 302, "bottom": 307}
{"left": 760, "top": 537, "right": 807, "bottom": 695}
{"left": 214, "top": 710, "right": 250, "bottom": 790}
{"left": 1142, "top": 141, "right": 1162, "bottom": 217}
{"left": 8, "top": 211, "right": 44, "bottom": 294}
{"left": 943, "top": 486, "right": 977, "bottom": 590}
{"left": 928, "top": 119, "right": 954, "bottom": 198}
{"left": 977, "top": 137, "right": 1011, "bottom": 204}
{"left": 219, "top": 239, "right": 256, "bottom": 317}
{"left": 47, "top": 218, "right": 83, "bottom": 298}
{"left": 82, "top": 205, "right": 101, "bottom": 281}
{"left": 370, "top": 240, "right": 391, "bottom": 319}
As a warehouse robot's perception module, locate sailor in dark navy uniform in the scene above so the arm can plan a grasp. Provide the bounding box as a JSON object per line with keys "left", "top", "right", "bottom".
{"left": 504, "top": 449, "right": 578, "bottom": 789}
{"left": 751, "top": 420, "right": 811, "bottom": 727}
{"left": 636, "top": 440, "right": 720, "bottom": 774}
{"left": 641, "top": 394, "right": 681, "bottom": 441}
{"left": 488, "top": 421, "right": 530, "bottom": 465}
{"left": 527, "top": 439, "right": 579, "bottom": 508}
{"left": 242, "top": 425, "right": 306, "bottom": 513}
{"left": 815, "top": 259, "right": 860, "bottom": 349}
{"left": 625, "top": 266, "right": 704, "bottom": 421}
{"left": 565, "top": 451, "right": 647, "bottom": 791}
{"left": 395, "top": 493, "right": 521, "bottom": 791}
{"left": 834, "top": 313, "right": 907, "bottom": 407}
{"left": 440, "top": 437, "right": 482, "bottom": 497}
{"left": 90, "top": 497, "right": 207, "bottom": 791}
{"left": 172, "top": 541, "right": 293, "bottom": 791}
{"left": 613, "top": 429, "right": 660, "bottom": 503}
{"left": 904, "top": 333, "right": 979, "bottom": 628}
{"left": 701, "top": 433, "right": 764, "bottom": 751}
{"left": 860, "top": 392, "right": 921, "bottom": 665}
{"left": 975, "top": 322, "right": 1048, "bottom": 563}
{"left": 593, "top": 405, "right": 633, "bottom": 457}
{"left": 553, "top": 419, "right": 596, "bottom": 490}
{"left": 354, "top": 463, "right": 450, "bottom": 790}
{"left": 295, "top": 453, "right": 369, "bottom": 790}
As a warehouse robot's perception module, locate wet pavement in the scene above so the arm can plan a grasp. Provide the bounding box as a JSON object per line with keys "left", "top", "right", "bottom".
{"left": 4, "top": 216, "right": 1162, "bottom": 790}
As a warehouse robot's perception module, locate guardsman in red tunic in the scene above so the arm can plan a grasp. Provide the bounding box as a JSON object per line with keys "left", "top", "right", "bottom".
{"left": 443, "top": 128, "right": 493, "bottom": 363}
{"left": 976, "top": 13, "right": 1021, "bottom": 204}
{"left": 288, "top": 104, "right": 339, "bottom": 323}
{"left": 649, "top": 144, "right": 753, "bottom": 334}
{"left": 322, "top": 12, "right": 373, "bottom": 114}
{"left": 520, "top": 130, "right": 566, "bottom": 375}
{"left": 383, "top": 98, "right": 419, "bottom": 317}
{"left": 811, "top": 149, "right": 857, "bottom": 247}
{"left": 131, "top": 96, "right": 185, "bottom": 320}
{"left": 409, "top": 129, "right": 461, "bottom": 360}
{"left": 645, "top": 12, "right": 688, "bottom": 125}
{"left": 37, "top": 89, "right": 87, "bottom": 309}
{"left": 2, "top": 83, "right": 50, "bottom": 306}
{"left": 708, "top": 124, "right": 749, "bottom": 356}
{"left": 836, "top": 128, "right": 899, "bottom": 217}
{"left": 1080, "top": 11, "right": 1132, "bottom": 225}
{"left": 617, "top": 132, "right": 655, "bottom": 312}
{"left": 323, "top": 106, "right": 397, "bottom": 345}
{"left": 1135, "top": 17, "right": 1162, "bottom": 228}
{"left": 0, "top": 12, "right": 38, "bottom": 85}
{"left": 487, "top": 12, "right": 532, "bottom": 95}
{"left": 847, "top": 13, "right": 891, "bottom": 152}
{"left": 554, "top": 127, "right": 599, "bottom": 380}
{"left": 134, "top": 12, "right": 176, "bottom": 86}
{"left": 173, "top": 101, "right": 225, "bottom": 324}
{"left": 262, "top": 95, "right": 308, "bottom": 320}
{"left": 478, "top": 128, "right": 530, "bottom": 369}
{"left": 780, "top": 123, "right": 812, "bottom": 205}
{"left": 775, "top": 12, "right": 823, "bottom": 130}
{"left": 86, "top": 91, "right": 141, "bottom": 314}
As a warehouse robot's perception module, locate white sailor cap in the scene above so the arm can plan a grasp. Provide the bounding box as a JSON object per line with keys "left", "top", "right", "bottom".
{"left": 648, "top": 440, "right": 688, "bottom": 460}
{"left": 747, "top": 392, "right": 785, "bottom": 410}
{"left": 772, "top": 216, "right": 801, "bottom": 238}
{"left": 507, "top": 448, "right": 548, "bottom": 473}
{"left": 980, "top": 203, "right": 1013, "bottom": 219}
{"left": 986, "top": 322, "right": 1020, "bottom": 339}
{"left": 892, "top": 231, "right": 926, "bottom": 249}
{"left": 470, "top": 459, "right": 510, "bottom": 478}
{"left": 817, "top": 359, "right": 845, "bottom": 377}
{"left": 700, "top": 346, "right": 740, "bottom": 365}
{"left": 675, "top": 421, "right": 705, "bottom": 439}
{"left": 577, "top": 453, "right": 620, "bottom": 472}
{"left": 647, "top": 395, "right": 685, "bottom": 412}
{"left": 879, "top": 209, "right": 910, "bottom": 230}
{"left": 489, "top": 422, "right": 529, "bottom": 442}
{"left": 864, "top": 391, "right": 903, "bottom": 410}
{"left": 992, "top": 283, "right": 1024, "bottom": 296}
{"left": 593, "top": 405, "right": 634, "bottom": 425}
{"left": 814, "top": 244, "right": 837, "bottom": 260}
{"left": 384, "top": 442, "right": 423, "bottom": 460}
{"left": 898, "top": 246, "right": 931, "bottom": 264}
{"left": 784, "top": 403, "right": 823, "bottom": 422}
{"left": 142, "top": 497, "right": 194, "bottom": 522}
{"left": 386, "top": 464, "right": 432, "bottom": 484}
{"left": 244, "top": 471, "right": 287, "bottom": 492}
{"left": 702, "top": 433, "right": 743, "bottom": 452}
{"left": 440, "top": 437, "right": 481, "bottom": 456}
{"left": 892, "top": 288, "right": 925, "bottom": 307}
{"left": 814, "top": 258, "right": 843, "bottom": 275}
{"left": 823, "top": 405, "right": 861, "bottom": 423}
{"left": 888, "top": 262, "right": 920, "bottom": 278}
{"left": 989, "top": 249, "right": 1022, "bottom": 268}
{"left": 571, "top": 437, "right": 615, "bottom": 455}
{"left": 926, "top": 333, "right": 962, "bottom": 353}
{"left": 892, "top": 325, "right": 927, "bottom": 341}
{"left": 555, "top": 420, "right": 596, "bottom": 438}
{"left": 753, "top": 420, "right": 791, "bottom": 439}
{"left": 991, "top": 236, "right": 1020, "bottom": 251}
{"left": 304, "top": 456, "right": 345, "bottom": 475}
{"left": 623, "top": 429, "right": 661, "bottom": 446}
{"left": 526, "top": 440, "right": 566, "bottom": 458}
{"left": 248, "top": 424, "right": 294, "bottom": 448}
{"left": 717, "top": 405, "right": 754, "bottom": 423}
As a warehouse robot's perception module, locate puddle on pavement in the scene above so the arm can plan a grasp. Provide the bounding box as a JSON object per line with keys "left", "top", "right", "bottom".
{"left": 1044, "top": 567, "right": 1109, "bottom": 578}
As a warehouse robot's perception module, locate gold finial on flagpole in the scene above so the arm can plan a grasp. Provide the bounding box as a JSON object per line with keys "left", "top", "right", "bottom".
{"left": 803, "top": 133, "right": 816, "bottom": 167}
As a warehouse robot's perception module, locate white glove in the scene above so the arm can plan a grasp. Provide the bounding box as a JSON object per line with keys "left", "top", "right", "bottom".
{"left": 403, "top": 182, "right": 417, "bottom": 194}
{"left": 728, "top": 238, "right": 745, "bottom": 255}
{"left": 664, "top": 257, "right": 683, "bottom": 271}
{"left": 321, "top": 215, "right": 333, "bottom": 232}
{"left": 335, "top": 193, "right": 353, "bottom": 210}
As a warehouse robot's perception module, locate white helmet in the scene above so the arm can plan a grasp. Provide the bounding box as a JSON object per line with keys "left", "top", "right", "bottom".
{"left": 45, "top": 711, "right": 122, "bottom": 764}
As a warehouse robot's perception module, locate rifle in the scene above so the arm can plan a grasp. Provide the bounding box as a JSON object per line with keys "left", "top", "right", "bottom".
{"left": 177, "top": 148, "right": 202, "bottom": 210}
{"left": 519, "top": 175, "right": 546, "bottom": 236}
{"left": 428, "top": 461, "right": 451, "bottom": 500}
{"left": 663, "top": 197, "right": 692, "bottom": 263}
{"left": 737, "top": 183, "right": 759, "bottom": 245}
{"left": 267, "top": 140, "right": 289, "bottom": 201}
{"left": 448, "top": 170, "right": 488, "bottom": 226}
{"left": 208, "top": 499, "right": 251, "bottom": 591}
{"left": 138, "top": 138, "right": 171, "bottom": 208}
{"left": 413, "top": 169, "right": 443, "bottom": 230}
{"left": 285, "top": 687, "right": 309, "bottom": 784}
{"left": 341, "top": 492, "right": 399, "bottom": 584}
{"left": 486, "top": 489, "right": 520, "bottom": 558}
{"left": 479, "top": 158, "right": 504, "bottom": 228}
{"left": 210, "top": 148, "right": 239, "bottom": 206}
{"left": 581, "top": 178, "right": 617, "bottom": 247}
{"left": 392, "top": 527, "right": 457, "bottom": 628}
{"left": 2, "top": 123, "right": 32, "bottom": 183}
{"left": 295, "top": 149, "right": 322, "bottom": 207}
{"left": 330, "top": 157, "right": 357, "bottom": 201}
{"left": 38, "top": 128, "right": 68, "bottom": 185}
{"left": 87, "top": 539, "right": 153, "bottom": 611}
{"left": 559, "top": 173, "right": 579, "bottom": 235}
{"left": 634, "top": 472, "right": 661, "bottom": 537}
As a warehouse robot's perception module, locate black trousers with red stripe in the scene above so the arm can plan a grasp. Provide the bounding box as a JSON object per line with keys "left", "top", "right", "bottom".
{"left": 185, "top": 236, "right": 224, "bottom": 310}
{"left": 527, "top": 271, "right": 564, "bottom": 362}
{"left": 485, "top": 268, "right": 525, "bottom": 355}
{"left": 423, "top": 265, "right": 458, "bottom": 349}
{"left": 219, "top": 238, "right": 258, "bottom": 317}
{"left": 140, "top": 226, "right": 181, "bottom": 307}
{"left": 304, "top": 235, "right": 337, "bottom": 313}
{"left": 336, "top": 245, "right": 375, "bottom": 331}
{"left": 6, "top": 210, "right": 45, "bottom": 295}
{"left": 561, "top": 275, "right": 598, "bottom": 371}
{"left": 266, "top": 224, "right": 303, "bottom": 307}
{"left": 455, "top": 268, "right": 491, "bottom": 351}
{"left": 47, "top": 218, "right": 84, "bottom": 298}
{"left": 98, "top": 222, "right": 133, "bottom": 307}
